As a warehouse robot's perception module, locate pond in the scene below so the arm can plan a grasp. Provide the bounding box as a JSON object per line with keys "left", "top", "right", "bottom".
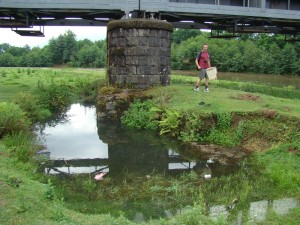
{"left": 172, "top": 70, "right": 300, "bottom": 89}
{"left": 36, "top": 104, "right": 299, "bottom": 223}
{"left": 37, "top": 104, "right": 241, "bottom": 179}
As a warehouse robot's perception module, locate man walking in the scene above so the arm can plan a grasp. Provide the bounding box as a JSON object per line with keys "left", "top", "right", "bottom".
{"left": 195, "top": 44, "right": 211, "bottom": 92}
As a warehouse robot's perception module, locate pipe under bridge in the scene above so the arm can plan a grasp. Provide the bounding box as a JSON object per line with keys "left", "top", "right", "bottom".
{"left": 0, "top": 0, "right": 300, "bottom": 36}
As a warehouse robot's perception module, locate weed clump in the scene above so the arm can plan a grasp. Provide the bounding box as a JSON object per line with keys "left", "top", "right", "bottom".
{"left": 0, "top": 102, "right": 31, "bottom": 138}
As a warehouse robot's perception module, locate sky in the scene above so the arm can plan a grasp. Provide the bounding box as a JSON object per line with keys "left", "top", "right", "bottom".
{"left": 0, "top": 26, "right": 107, "bottom": 48}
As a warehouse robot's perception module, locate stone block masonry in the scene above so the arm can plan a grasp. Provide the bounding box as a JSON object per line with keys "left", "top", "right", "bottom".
{"left": 107, "top": 19, "right": 173, "bottom": 88}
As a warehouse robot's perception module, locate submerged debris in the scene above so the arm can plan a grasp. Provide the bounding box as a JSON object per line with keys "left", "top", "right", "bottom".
{"left": 94, "top": 172, "right": 107, "bottom": 180}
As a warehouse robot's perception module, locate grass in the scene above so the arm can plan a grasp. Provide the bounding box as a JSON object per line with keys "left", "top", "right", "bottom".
{"left": 170, "top": 74, "right": 300, "bottom": 100}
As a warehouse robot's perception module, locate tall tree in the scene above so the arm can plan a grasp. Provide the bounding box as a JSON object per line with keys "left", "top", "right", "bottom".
{"left": 48, "top": 30, "right": 77, "bottom": 65}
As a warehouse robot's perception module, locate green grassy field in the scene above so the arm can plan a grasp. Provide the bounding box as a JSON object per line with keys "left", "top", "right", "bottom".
{"left": 146, "top": 83, "right": 300, "bottom": 118}
{"left": 0, "top": 68, "right": 106, "bottom": 102}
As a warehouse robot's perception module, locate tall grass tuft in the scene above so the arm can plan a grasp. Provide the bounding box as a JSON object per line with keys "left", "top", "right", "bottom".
{"left": 3, "top": 131, "right": 38, "bottom": 162}
{"left": 0, "top": 102, "right": 31, "bottom": 138}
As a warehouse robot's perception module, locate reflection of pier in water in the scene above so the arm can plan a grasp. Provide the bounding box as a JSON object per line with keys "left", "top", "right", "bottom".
{"left": 42, "top": 149, "right": 200, "bottom": 176}
{"left": 39, "top": 106, "right": 239, "bottom": 177}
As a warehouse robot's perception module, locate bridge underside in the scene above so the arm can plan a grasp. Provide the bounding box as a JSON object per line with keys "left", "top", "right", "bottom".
{"left": 0, "top": 0, "right": 300, "bottom": 36}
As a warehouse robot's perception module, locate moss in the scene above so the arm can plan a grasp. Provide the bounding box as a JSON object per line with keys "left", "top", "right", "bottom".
{"left": 99, "top": 86, "right": 118, "bottom": 95}
{"left": 107, "top": 19, "right": 173, "bottom": 32}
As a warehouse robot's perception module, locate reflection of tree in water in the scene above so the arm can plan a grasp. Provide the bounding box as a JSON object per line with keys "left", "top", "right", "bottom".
{"left": 35, "top": 111, "right": 69, "bottom": 136}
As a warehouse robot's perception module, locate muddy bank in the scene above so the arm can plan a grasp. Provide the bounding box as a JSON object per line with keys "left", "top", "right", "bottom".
{"left": 188, "top": 143, "right": 247, "bottom": 165}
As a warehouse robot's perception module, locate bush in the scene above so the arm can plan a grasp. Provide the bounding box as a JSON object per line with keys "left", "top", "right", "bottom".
{"left": 0, "top": 102, "right": 31, "bottom": 138}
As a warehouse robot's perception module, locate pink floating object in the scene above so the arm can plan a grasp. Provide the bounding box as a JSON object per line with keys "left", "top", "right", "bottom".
{"left": 94, "top": 172, "right": 107, "bottom": 180}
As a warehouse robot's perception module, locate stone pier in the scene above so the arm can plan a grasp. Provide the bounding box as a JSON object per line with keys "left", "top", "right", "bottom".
{"left": 107, "top": 19, "right": 173, "bottom": 88}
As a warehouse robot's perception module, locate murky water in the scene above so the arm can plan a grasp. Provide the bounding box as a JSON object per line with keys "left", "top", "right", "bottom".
{"left": 172, "top": 70, "right": 300, "bottom": 89}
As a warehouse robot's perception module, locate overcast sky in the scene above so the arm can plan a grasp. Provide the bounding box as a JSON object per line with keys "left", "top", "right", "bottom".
{"left": 0, "top": 26, "right": 107, "bottom": 48}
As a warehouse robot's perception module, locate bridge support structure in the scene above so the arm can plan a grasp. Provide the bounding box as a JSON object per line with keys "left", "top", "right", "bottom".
{"left": 107, "top": 19, "right": 173, "bottom": 88}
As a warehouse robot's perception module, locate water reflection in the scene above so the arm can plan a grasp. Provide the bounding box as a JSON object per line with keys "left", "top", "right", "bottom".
{"left": 39, "top": 104, "right": 108, "bottom": 160}
{"left": 38, "top": 104, "right": 239, "bottom": 178}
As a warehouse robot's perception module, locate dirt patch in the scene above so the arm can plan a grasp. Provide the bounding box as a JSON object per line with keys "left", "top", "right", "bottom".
{"left": 259, "top": 109, "right": 278, "bottom": 118}
{"left": 243, "top": 137, "right": 272, "bottom": 152}
{"left": 231, "top": 93, "right": 260, "bottom": 101}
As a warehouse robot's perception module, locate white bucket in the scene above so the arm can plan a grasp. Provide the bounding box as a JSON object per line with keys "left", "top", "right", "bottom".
{"left": 206, "top": 67, "right": 217, "bottom": 80}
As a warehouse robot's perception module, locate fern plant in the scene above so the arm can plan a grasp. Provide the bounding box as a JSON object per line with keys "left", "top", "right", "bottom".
{"left": 159, "top": 110, "right": 181, "bottom": 136}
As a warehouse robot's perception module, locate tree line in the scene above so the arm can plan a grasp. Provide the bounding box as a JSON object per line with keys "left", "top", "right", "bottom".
{"left": 0, "top": 30, "right": 106, "bottom": 68}
{"left": 0, "top": 29, "right": 299, "bottom": 75}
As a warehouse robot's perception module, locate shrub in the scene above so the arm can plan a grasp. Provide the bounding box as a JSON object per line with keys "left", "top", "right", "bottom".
{"left": 0, "top": 102, "right": 31, "bottom": 138}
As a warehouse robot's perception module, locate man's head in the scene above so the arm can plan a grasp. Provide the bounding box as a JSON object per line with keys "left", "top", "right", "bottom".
{"left": 202, "top": 44, "right": 208, "bottom": 52}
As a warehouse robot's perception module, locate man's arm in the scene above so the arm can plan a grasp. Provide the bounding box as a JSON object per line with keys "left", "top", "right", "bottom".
{"left": 195, "top": 52, "right": 201, "bottom": 69}
{"left": 208, "top": 53, "right": 211, "bottom": 68}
